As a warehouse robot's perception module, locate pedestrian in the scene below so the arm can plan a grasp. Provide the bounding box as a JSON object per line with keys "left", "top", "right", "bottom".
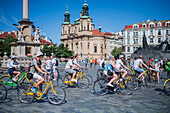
{"left": 148, "top": 57, "right": 151, "bottom": 67}
{"left": 150, "top": 58, "right": 155, "bottom": 68}
{"left": 98, "top": 56, "right": 105, "bottom": 69}
{"left": 94, "top": 58, "right": 97, "bottom": 67}
{"left": 6, "top": 56, "right": 11, "bottom": 68}
{"left": 90, "top": 58, "right": 93, "bottom": 68}
{"left": 154, "top": 59, "right": 160, "bottom": 83}
{"left": 51, "top": 54, "right": 59, "bottom": 81}
{"left": 85, "top": 58, "right": 88, "bottom": 69}
{"left": 45, "top": 56, "right": 52, "bottom": 82}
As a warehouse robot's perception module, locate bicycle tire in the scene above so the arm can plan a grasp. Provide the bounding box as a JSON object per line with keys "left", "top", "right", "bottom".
{"left": 119, "top": 78, "right": 134, "bottom": 95}
{"left": 0, "top": 82, "right": 7, "bottom": 102}
{"left": 57, "top": 76, "right": 68, "bottom": 89}
{"left": 145, "top": 74, "right": 157, "bottom": 88}
{"left": 164, "top": 79, "right": 170, "bottom": 96}
{"left": 47, "top": 85, "right": 66, "bottom": 105}
{"left": 17, "top": 84, "right": 34, "bottom": 104}
{"left": 85, "top": 74, "right": 93, "bottom": 85}
{"left": 77, "top": 76, "right": 89, "bottom": 89}
{"left": 0, "top": 75, "right": 13, "bottom": 90}
{"left": 93, "top": 78, "right": 108, "bottom": 96}
{"left": 132, "top": 75, "right": 139, "bottom": 90}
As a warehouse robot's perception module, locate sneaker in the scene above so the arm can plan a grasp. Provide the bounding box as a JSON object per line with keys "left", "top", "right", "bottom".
{"left": 107, "top": 83, "right": 114, "bottom": 87}
{"left": 71, "top": 78, "right": 77, "bottom": 83}
{"left": 53, "top": 78, "right": 57, "bottom": 81}
{"left": 42, "top": 94, "right": 47, "bottom": 99}
{"left": 31, "top": 87, "right": 37, "bottom": 93}
{"left": 12, "top": 78, "right": 17, "bottom": 82}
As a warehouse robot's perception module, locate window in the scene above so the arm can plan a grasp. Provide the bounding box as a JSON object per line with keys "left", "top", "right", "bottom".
{"left": 105, "top": 45, "right": 106, "bottom": 50}
{"left": 68, "top": 27, "right": 70, "bottom": 34}
{"left": 87, "top": 24, "right": 89, "bottom": 31}
{"left": 127, "top": 32, "right": 130, "bottom": 36}
{"left": 166, "top": 30, "right": 168, "bottom": 35}
{"left": 101, "top": 46, "right": 103, "bottom": 53}
{"left": 136, "top": 39, "right": 138, "bottom": 44}
{"left": 142, "top": 25, "right": 146, "bottom": 28}
{"left": 81, "top": 43, "right": 82, "bottom": 49}
{"left": 81, "top": 22, "right": 83, "bottom": 30}
{"left": 133, "top": 47, "right": 135, "bottom": 52}
{"left": 87, "top": 44, "right": 89, "bottom": 49}
{"left": 133, "top": 32, "right": 135, "bottom": 36}
{"left": 94, "top": 46, "right": 97, "bottom": 53}
{"left": 150, "top": 30, "right": 153, "bottom": 35}
{"left": 72, "top": 43, "right": 73, "bottom": 49}
{"left": 150, "top": 24, "right": 154, "bottom": 27}
{"left": 74, "top": 27, "right": 77, "bottom": 33}
{"left": 136, "top": 32, "right": 138, "bottom": 36}
{"left": 127, "top": 47, "right": 130, "bottom": 52}
{"left": 158, "top": 38, "right": 161, "bottom": 43}
{"left": 81, "top": 53, "right": 82, "bottom": 58}
{"left": 158, "top": 23, "right": 161, "bottom": 27}
{"left": 143, "top": 31, "right": 145, "bottom": 35}
{"left": 150, "top": 38, "right": 153, "bottom": 44}
{"left": 158, "top": 30, "right": 161, "bottom": 35}
{"left": 127, "top": 39, "right": 130, "bottom": 44}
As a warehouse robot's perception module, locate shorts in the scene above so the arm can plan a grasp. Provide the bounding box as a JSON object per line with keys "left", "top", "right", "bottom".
{"left": 99, "top": 66, "right": 103, "bottom": 70}
{"left": 134, "top": 68, "right": 144, "bottom": 73}
{"left": 53, "top": 66, "right": 58, "bottom": 73}
{"left": 115, "top": 68, "right": 125, "bottom": 72}
{"left": 103, "top": 70, "right": 115, "bottom": 76}
{"left": 85, "top": 63, "right": 88, "bottom": 66}
{"left": 33, "top": 72, "right": 42, "bottom": 82}
{"left": 155, "top": 69, "right": 159, "bottom": 72}
{"left": 46, "top": 69, "right": 51, "bottom": 72}
{"left": 65, "top": 68, "right": 76, "bottom": 75}
{"left": 8, "top": 68, "right": 14, "bottom": 75}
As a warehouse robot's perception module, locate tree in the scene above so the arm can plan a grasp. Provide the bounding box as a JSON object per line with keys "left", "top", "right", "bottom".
{"left": 55, "top": 44, "right": 74, "bottom": 58}
{"left": 0, "top": 36, "right": 18, "bottom": 57}
{"left": 41, "top": 44, "right": 57, "bottom": 56}
{"left": 111, "top": 47, "right": 123, "bottom": 59}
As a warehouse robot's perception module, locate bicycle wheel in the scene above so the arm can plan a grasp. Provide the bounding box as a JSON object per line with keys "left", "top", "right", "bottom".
{"left": 164, "top": 79, "right": 170, "bottom": 96}
{"left": 119, "top": 78, "right": 134, "bottom": 95}
{"left": 145, "top": 74, "right": 157, "bottom": 87}
{"left": 132, "top": 75, "right": 139, "bottom": 90}
{"left": 97, "top": 69, "right": 103, "bottom": 78}
{"left": 85, "top": 74, "right": 93, "bottom": 85}
{"left": 47, "top": 85, "right": 66, "bottom": 105}
{"left": 0, "top": 75, "right": 13, "bottom": 90}
{"left": 77, "top": 76, "right": 89, "bottom": 89}
{"left": 0, "top": 83, "right": 7, "bottom": 102}
{"left": 93, "top": 79, "right": 108, "bottom": 96}
{"left": 17, "top": 84, "right": 34, "bottom": 104}
{"left": 57, "top": 77, "right": 68, "bottom": 89}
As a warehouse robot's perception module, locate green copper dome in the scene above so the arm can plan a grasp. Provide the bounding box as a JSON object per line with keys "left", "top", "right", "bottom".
{"left": 83, "top": 0, "right": 88, "bottom": 6}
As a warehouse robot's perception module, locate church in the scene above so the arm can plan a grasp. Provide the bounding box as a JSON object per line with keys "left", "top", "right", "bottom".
{"left": 60, "top": 0, "right": 110, "bottom": 59}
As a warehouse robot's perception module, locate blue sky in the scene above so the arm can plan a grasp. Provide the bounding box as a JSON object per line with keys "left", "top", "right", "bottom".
{"left": 0, "top": 0, "right": 170, "bottom": 45}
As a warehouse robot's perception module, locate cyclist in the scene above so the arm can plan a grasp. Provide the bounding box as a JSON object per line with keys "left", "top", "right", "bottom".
{"left": 133, "top": 55, "right": 152, "bottom": 82}
{"left": 8, "top": 56, "right": 20, "bottom": 82}
{"left": 30, "top": 52, "right": 50, "bottom": 96}
{"left": 45, "top": 56, "right": 52, "bottom": 82}
{"left": 115, "top": 55, "right": 130, "bottom": 79}
{"left": 154, "top": 59, "right": 160, "bottom": 83}
{"left": 65, "top": 56, "right": 79, "bottom": 82}
{"left": 103, "top": 55, "right": 121, "bottom": 87}
{"left": 51, "top": 54, "right": 59, "bottom": 81}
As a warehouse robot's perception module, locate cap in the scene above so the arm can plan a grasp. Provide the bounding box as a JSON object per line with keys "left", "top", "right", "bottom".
{"left": 154, "top": 59, "right": 158, "bottom": 62}
{"left": 36, "top": 52, "right": 44, "bottom": 57}
{"left": 119, "top": 55, "right": 124, "bottom": 59}
{"left": 109, "top": 55, "right": 114, "bottom": 59}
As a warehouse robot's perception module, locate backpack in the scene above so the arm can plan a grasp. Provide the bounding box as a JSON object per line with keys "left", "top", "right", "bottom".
{"left": 55, "top": 59, "right": 59, "bottom": 66}
{"left": 27, "top": 58, "right": 38, "bottom": 72}
{"left": 102, "top": 62, "right": 105, "bottom": 68}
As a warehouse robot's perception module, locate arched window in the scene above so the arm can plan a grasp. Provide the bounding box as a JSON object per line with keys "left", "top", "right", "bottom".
{"left": 68, "top": 27, "right": 70, "bottom": 34}
{"left": 81, "top": 43, "right": 83, "bottom": 49}
{"left": 81, "top": 21, "right": 83, "bottom": 30}
{"left": 101, "top": 46, "right": 103, "bottom": 53}
{"left": 75, "top": 27, "right": 77, "bottom": 33}
{"left": 94, "top": 46, "right": 97, "bottom": 53}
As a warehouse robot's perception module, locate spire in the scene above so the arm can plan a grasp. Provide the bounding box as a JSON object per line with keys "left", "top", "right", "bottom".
{"left": 82, "top": 0, "right": 89, "bottom": 16}
{"left": 64, "top": 5, "right": 70, "bottom": 23}
{"left": 99, "top": 23, "right": 102, "bottom": 32}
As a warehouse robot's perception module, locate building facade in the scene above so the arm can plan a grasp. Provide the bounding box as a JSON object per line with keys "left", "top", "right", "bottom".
{"left": 122, "top": 19, "right": 170, "bottom": 59}
{"left": 61, "top": 1, "right": 110, "bottom": 59}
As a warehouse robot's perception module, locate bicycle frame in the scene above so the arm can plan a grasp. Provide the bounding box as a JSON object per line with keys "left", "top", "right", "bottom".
{"left": 25, "top": 81, "right": 57, "bottom": 100}
{"left": 164, "top": 79, "right": 170, "bottom": 86}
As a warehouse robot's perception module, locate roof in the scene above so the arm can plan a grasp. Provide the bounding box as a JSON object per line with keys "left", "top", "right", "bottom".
{"left": 0, "top": 32, "right": 17, "bottom": 39}
{"left": 104, "top": 32, "right": 114, "bottom": 35}
{"left": 92, "top": 29, "right": 104, "bottom": 36}
{"left": 40, "top": 39, "right": 54, "bottom": 45}
{"left": 62, "top": 22, "right": 71, "bottom": 24}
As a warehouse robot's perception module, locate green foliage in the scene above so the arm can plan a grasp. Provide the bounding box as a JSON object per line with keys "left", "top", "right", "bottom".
{"left": 111, "top": 47, "right": 123, "bottom": 58}
{"left": 41, "top": 44, "right": 74, "bottom": 58}
{"left": 0, "top": 36, "right": 18, "bottom": 57}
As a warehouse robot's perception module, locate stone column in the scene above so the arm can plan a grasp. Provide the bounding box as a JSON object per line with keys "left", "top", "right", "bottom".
{"left": 23, "top": 0, "right": 29, "bottom": 20}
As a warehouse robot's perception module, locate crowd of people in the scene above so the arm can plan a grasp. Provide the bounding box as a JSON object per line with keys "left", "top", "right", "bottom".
{"left": 6, "top": 52, "right": 170, "bottom": 95}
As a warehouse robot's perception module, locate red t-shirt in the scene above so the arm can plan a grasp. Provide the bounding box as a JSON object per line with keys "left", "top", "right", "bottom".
{"left": 148, "top": 60, "right": 151, "bottom": 65}
{"left": 94, "top": 60, "right": 97, "bottom": 63}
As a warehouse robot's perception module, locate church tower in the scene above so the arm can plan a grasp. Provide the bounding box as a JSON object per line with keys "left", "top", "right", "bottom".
{"left": 82, "top": 0, "right": 89, "bottom": 16}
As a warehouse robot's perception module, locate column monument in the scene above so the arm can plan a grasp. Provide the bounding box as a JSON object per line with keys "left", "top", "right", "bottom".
{"left": 11, "top": 0, "right": 41, "bottom": 57}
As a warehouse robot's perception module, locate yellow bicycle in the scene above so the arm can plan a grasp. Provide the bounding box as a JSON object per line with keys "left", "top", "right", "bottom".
{"left": 59, "top": 70, "right": 90, "bottom": 89}
{"left": 18, "top": 80, "right": 66, "bottom": 105}
{"left": 164, "top": 79, "right": 170, "bottom": 96}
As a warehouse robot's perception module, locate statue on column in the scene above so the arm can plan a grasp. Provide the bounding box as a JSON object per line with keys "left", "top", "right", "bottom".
{"left": 13, "top": 23, "right": 28, "bottom": 41}
{"left": 32, "top": 25, "right": 41, "bottom": 43}
{"left": 143, "top": 34, "right": 148, "bottom": 49}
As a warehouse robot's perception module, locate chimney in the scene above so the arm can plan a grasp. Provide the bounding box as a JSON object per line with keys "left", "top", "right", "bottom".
{"left": 2, "top": 30, "right": 4, "bottom": 34}
{"left": 8, "top": 31, "right": 11, "bottom": 34}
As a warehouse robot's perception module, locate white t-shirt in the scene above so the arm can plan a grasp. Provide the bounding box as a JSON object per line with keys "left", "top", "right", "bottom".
{"left": 65, "top": 59, "right": 73, "bottom": 69}
{"left": 98, "top": 59, "right": 104, "bottom": 66}
{"left": 46, "top": 60, "right": 52, "bottom": 70}
{"left": 6, "top": 59, "right": 11, "bottom": 68}
{"left": 52, "top": 58, "right": 58, "bottom": 67}
{"left": 73, "top": 59, "right": 78, "bottom": 65}
{"left": 115, "top": 59, "right": 123, "bottom": 69}
{"left": 133, "top": 59, "right": 143, "bottom": 69}
{"left": 155, "top": 63, "right": 159, "bottom": 70}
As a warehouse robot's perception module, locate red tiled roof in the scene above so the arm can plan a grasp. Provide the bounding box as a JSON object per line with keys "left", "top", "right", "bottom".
{"left": 123, "top": 25, "right": 133, "bottom": 30}
{"left": 40, "top": 39, "right": 54, "bottom": 45}
{"left": 104, "top": 32, "right": 114, "bottom": 35}
{"left": 92, "top": 29, "right": 104, "bottom": 36}
{"left": 0, "top": 32, "right": 17, "bottom": 39}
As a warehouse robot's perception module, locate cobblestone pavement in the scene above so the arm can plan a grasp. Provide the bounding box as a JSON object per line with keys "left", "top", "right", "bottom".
{"left": 0, "top": 64, "right": 170, "bottom": 113}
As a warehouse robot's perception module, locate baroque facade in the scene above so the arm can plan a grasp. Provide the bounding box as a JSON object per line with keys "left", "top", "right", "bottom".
{"left": 122, "top": 19, "right": 170, "bottom": 59}
{"left": 61, "top": 1, "right": 110, "bottom": 59}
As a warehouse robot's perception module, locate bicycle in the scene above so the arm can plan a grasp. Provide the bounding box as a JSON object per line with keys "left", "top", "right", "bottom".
{"left": 0, "top": 80, "right": 7, "bottom": 102}
{"left": 58, "top": 70, "right": 90, "bottom": 89}
{"left": 18, "top": 80, "right": 66, "bottom": 105}
{"left": 164, "top": 78, "right": 170, "bottom": 96}
{"left": 93, "top": 72, "right": 134, "bottom": 96}
{"left": 144, "top": 69, "right": 158, "bottom": 88}
{"left": 79, "top": 69, "right": 93, "bottom": 85}
{"left": 0, "top": 66, "right": 32, "bottom": 89}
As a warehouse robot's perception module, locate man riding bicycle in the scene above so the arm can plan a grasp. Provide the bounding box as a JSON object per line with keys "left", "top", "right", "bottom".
{"left": 30, "top": 52, "right": 50, "bottom": 96}
{"left": 103, "top": 55, "right": 121, "bottom": 88}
